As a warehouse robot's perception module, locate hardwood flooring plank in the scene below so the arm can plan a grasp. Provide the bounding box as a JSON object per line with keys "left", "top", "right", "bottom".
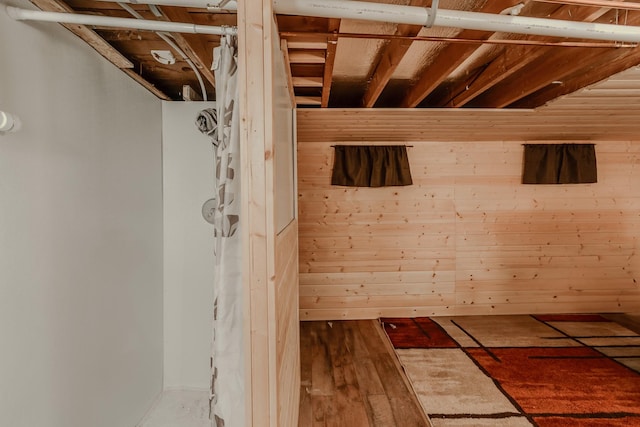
{"left": 299, "top": 322, "right": 314, "bottom": 426}
{"left": 332, "top": 383, "right": 370, "bottom": 427}
{"left": 327, "top": 322, "right": 370, "bottom": 427}
{"left": 310, "top": 323, "right": 335, "bottom": 397}
{"left": 355, "top": 320, "right": 391, "bottom": 354}
{"left": 372, "top": 319, "right": 432, "bottom": 427}
{"left": 299, "top": 320, "right": 430, "bottom": 427}
{"left": 311, "top": 395, "right": 337, "bottom": 426}
{"left": 300, "top": 322, "right": 313, "bottom": 387}
{"left": 299, "top": 388, "right": 313, "bottom": 427}
{"left": 366, "top": 394, "right": 396, "bottom": 427}
{"left": 373, "top": 355, "right": 427, "bottom": 426}
{"left": 352, "top": 358, "right": 385, "bottom": 395}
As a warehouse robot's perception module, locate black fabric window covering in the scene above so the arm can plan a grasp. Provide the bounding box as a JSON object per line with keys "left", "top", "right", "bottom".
{"left": 523, "top": 143, "right": 597, "bottom": 184}
{"left": 331, "top": 145, "right": 413, "bottom": 187}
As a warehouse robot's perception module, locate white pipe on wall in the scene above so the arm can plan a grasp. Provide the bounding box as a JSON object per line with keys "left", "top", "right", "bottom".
{"left": 96, "top": 0, "right": 640, "bottom": 43}
{"left": 5, "top": 6, "right": 237, "bottom": 36}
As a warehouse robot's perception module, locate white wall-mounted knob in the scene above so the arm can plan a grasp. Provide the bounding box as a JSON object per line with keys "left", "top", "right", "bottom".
{"left": 0, "top": 111, "right": 21, "bottom": 133}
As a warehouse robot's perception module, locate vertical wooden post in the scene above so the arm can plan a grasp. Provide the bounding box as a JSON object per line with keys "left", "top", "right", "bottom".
{"left": 237, "top": 0, "right": 278, "bottom": 425}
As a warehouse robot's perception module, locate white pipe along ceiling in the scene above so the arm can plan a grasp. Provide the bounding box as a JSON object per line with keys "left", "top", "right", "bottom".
{"left": 271, "top": 0, "right": 640, "bottom": 43}
{"left": 84, "top": 0, "right": 640, "bottom": 43}
{"left": 4, "top": 6, "right": 238, "bottom": 36}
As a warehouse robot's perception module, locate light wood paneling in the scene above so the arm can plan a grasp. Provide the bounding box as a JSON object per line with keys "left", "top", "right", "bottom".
{"left": 239, "top": 5, "right": 299, "bottom": 426}
{"left": 296, "top": 110, "right": 640, "bottom": 142}
{"left": 238, "top": 0, "right": 272, "bottom": 423}
{"left": 275, "top": 220, "right": 300, "bottom": 427}
{"left": 297, "top": 109, "right": 640, "bottom": 320}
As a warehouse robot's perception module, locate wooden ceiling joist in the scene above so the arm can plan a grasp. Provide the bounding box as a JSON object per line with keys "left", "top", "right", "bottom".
{"left": 478, "top": 10, "right": 640, "bottom": 108}
{"left": 321, "top": 19, "right": 340, "bottom": 108}
{"left": 286, "top": 40, "right": 328, "bottom": 50}
{"left": 281, "top": 39, "right": 297, "bottom": 105}
{"left": 158, "top": 6, "right": 217, "bottom": 92}
{"left": 361, "top": 0, "right": 430, "bottom": 108}
{"left": 30, "top": 0, "right": 173, "bottom": 100}
{"left": 400, "top": 0, "right": 526, "bottom": 109}
{"left": 480, "top": 48, "right": 614, "bottom": 108}
{"left": 296, "top": 96, "right": 322, "bottom": 105}
{"left": 513, "top": 48, "right": 640, "bottom": 108}
{"left": 30, "top": 0, "right": 133, "bottom": 69}
{"left": 288, "top": 50, "right": 326, "bottom": 63}
{"left": 435, "top": 3, "right": 615, "bottom": 108}
{"left": 292, "top": 76, "right": 323, "bottom": 87}
{"left": 122, "top": 69, "right": 172, "bottom": 100}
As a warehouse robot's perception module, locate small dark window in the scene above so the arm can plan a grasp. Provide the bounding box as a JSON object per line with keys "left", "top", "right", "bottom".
{"left": 331, "top": 145, "right": 413, "bottom": 187}
{"left": 523, "top": 143, "right": 597, "bottom": 184}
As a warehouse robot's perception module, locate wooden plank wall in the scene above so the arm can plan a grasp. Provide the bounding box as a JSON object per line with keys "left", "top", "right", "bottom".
{"left": 297, "top": 109, "right": 640, "bottom": 320}
{"left": 238, "top": 3, "right": 299, "bottom": 425}
{"left": 275, "top": 220, "right": 300, "bottom": 427}
{"left": 237, "top": 0, "right": 272, "bottom": 422}
{"left": 272, "top": 24, "right": 300, "bottom": 427}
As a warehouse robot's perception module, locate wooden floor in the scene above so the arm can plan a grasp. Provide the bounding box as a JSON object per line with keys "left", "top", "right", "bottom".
{"left": 298, "top": 319, "right": 431, "bottom": 427}
{"left": 298, "top": 313, "right": 640, "bottom": 427}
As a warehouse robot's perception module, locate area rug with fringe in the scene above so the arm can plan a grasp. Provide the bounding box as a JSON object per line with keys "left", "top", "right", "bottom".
{"left": 381, "top": 314, "right": 640, "bottom": 427}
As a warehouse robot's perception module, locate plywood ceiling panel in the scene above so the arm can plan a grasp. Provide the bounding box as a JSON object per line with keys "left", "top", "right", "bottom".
{"left": 332, "top": 18, "right": 398, "bottom": 79}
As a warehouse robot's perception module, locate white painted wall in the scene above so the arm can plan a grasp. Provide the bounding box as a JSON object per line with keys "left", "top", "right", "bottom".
{"left": 0, "top": 1, "right": 163, "bottom": 426}
{"left": 162, "top": 101, "right": 215, "bottom": 389}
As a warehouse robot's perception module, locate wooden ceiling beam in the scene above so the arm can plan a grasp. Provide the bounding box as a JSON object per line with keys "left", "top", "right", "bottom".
{"left": 292, "top": 76, "right": 323, "bottom": 87}
{"left": 321, "top": 19, "right": 340, "bottom": 108}
{"left": 122, "top": 69, "right": 172, "bottom": 100}
{"left": 158, "top": 6, "right": 217, "bottom": 95}
{"left": 361, "top": 37, "right": 412, "bottom": 107}
{"left": 280, "top": 39, "right": 297, "bottom": 106}
{"left": 435, "top": 4, "right": 611, "bottom": 108}
{"left": 285, "top": 40, "right": 328, "bottom": 50}
{"left": 288, "top": 50, "right": 326, "bottom": 64}
{"left": 400, "top": 0, "right": 525, "bottom": 108}
{"left": 478, "top": 11, "right": 640, "bottom": 108}
{"left": 296, "top": 96, "right": 322, "bottom": 105}
{"left": 511, "top": 47, "right": 640, "bottom": 108}
{"left": 29, "top": 0, "right": 132, "bottom": 69}
{"left": 362, "top": 0, "right": 431, "bottom": 108}
{"left": 29, "top": 0, "right": 173, "bottom": 100}
{"left": 478, "top": 49, "right": 617, "bottom": 108}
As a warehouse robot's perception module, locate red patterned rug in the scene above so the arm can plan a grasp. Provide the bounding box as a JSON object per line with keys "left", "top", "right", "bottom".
{"left": 382, "top": 315, "right": 640, "bottom": 427}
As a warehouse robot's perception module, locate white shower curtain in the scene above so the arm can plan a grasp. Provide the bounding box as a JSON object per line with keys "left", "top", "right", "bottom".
{"left": 208, "top": 34, "right": 243, "bottom": 427}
